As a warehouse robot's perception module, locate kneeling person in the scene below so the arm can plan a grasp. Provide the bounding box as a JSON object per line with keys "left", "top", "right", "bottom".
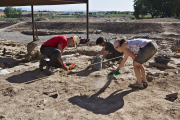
{"left": 96, "top": 37, "right": 124, "bottom": 63}
{"left": 39, "top": 35, "right": 80, "bottom": 75}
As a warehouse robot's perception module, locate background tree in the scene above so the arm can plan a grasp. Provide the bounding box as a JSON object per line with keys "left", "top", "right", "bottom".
{"left": 172, "top": 0, "right": 180, "bottom": 17}
{"left": 133, "top": 0, "right": 143, "bottom": 19}
{"left": 4, "top": 7, "right": 13, "bottom": 18}
{"left": 141, "top": 5, "right": 148, "bottom": 17}
{"left": 133, "top": 0, "right": 180, "bottom": 18}
{"left": 4, "top": 7, "right": 22, "bottom": 18}
{"left": 17, "top": 8, "right": 22, "bottom": 17}
{"left": 111, "top": 11, "right": 114, "bottom": 14}
{"left": 144, "top": 0, "right": 160, "bottom": 18}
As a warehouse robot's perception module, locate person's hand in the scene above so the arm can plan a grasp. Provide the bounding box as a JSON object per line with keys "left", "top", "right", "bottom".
{"left": 96, "top": 54, "right": 100, "bottom": 58}
{"left": 114, "top": 68, "right": 120, "bottom": 73}
{"left": 62, "top": 64, "right": 68, "bottom": 71}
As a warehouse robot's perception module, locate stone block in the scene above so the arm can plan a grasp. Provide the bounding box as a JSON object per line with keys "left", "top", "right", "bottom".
{"left": 149, "top": 62, "right": 176, "bottom": 69}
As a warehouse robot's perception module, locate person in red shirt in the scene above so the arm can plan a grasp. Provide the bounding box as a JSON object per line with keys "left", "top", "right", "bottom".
{"left": 39, "top": 35, "right": 80, "bottom": 75}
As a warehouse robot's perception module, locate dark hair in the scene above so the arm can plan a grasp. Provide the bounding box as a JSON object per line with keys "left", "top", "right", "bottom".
{"left": 118, "top": 38, "right": 127, "bottom": 46}
{"left": 96, "top": 37, "right": 105, "bottom": 45}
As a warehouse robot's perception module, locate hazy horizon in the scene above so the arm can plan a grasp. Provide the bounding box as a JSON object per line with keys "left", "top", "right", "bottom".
{"left": 0, "top": 0, "right": 134, "bottom": 12}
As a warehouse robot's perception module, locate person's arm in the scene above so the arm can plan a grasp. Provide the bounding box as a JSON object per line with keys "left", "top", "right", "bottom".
{"left": 115, "top": 43, "right": 136, "bottom": 72}
{"left": 57, "top": 44, "right": 64, "bottom": 65}
{"left": 116, "top": 54, "right": 128, "bottom": 72}
{"left": 61, "top": 49, "right": 63, "bottom": 56}
{"left": 102, "top": 51, "right": 108, "bottom": 61}
{"left": 96, "top": 46, "right": 105, "bottom": 57}
{"left": 99, "top": 46, "right": 105, "bottom": 55}
{"left": 121, "top": 43, "right": 136, "bottom": 60}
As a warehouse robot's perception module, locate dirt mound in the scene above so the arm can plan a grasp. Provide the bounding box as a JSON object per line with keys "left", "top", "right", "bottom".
{"left": 0, "top": 22, "right": 17, "bottom": 29}
{"left": 4, "top": 17, "right": 180, "bottom": 35}
{"left": 17, "top": 22, "right": 164, "bottom": 34}
{"left": 18, "top": 17, "right": 32, "bottom": 21}
{"left": 35, "top": 17, "right": 50, "bottom": 21}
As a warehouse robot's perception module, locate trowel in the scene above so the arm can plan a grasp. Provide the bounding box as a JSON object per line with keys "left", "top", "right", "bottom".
{"left": 69, "top": 63, "right": 77, "bottom": 70}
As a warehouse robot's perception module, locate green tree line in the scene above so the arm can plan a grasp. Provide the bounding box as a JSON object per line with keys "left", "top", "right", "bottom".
{"left": 134, "top": 0, "right": 180, "bottom": 18}
{"left": 4, "top": 7, "right": 22, "bottom": 18}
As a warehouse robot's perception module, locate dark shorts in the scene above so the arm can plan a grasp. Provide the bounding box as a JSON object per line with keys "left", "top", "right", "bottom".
{"left": 134, "top": 41, "right": 158, "bottom": 64}
{"left": 106, "top": 52, "right": 124, "bottom": 62}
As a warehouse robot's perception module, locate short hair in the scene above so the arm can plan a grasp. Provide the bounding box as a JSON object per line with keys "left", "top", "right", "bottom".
{"left": 96, "top": 37, "right": 105, "bottom": 45}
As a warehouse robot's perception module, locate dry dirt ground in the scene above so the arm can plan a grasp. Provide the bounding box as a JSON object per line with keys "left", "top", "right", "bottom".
{"left": 0, "top": 17, "right": 180, "bottom": 120}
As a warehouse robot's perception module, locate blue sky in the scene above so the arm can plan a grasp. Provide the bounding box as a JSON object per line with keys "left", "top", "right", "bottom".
{"left": 0, "top": 0, "right": 134, "bottom": 11}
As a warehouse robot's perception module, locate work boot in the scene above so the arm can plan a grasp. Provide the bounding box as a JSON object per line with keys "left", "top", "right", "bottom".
{"left": 143, "top": 82, "right": 149, "bottom": 88}
{"left": 45, "top": 65, "right": 52, "bottom": 75}
{"left": 39, "top": 59, "right": 47, "bottom": 71}
{"left": 129, "top": 82, "right": 144, "bottom": 89}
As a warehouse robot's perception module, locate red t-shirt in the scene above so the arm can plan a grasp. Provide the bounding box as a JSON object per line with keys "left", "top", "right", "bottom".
{"left": 42, "top": 35, "right": 68, "bottom": 50}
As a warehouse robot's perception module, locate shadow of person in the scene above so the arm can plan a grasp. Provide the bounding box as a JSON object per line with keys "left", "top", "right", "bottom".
{"left": 68, "top": 75, "right": 136, "bottom": 114}
{"left": 6, "top": 68, "right": 44, "bottom": 84}
{"left": 67, "top": 66, "right": 96, "bottom": 77}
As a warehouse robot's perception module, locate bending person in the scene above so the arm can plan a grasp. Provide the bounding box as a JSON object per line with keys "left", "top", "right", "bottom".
{"left": 114, "top": 38, "right": 158, "bottom": 89}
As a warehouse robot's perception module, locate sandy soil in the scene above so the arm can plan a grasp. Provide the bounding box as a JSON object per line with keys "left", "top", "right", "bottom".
{"left": 0, "top": 17, "right": 180, "bottom": 120}
{"left": 13, "top": 17, "right": 180, "bottom": 23}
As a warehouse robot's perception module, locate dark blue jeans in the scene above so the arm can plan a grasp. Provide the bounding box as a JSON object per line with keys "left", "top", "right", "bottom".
{"left": 40, "top": 46, "right": 62, "bottom": 68}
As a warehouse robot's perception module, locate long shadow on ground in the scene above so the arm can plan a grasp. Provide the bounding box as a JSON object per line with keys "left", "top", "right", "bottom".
{"left": 6, "top": 68, "right": 44, "bottom": 83}
{"left": 68, "top": 75, "right": 136, "bottom": 114}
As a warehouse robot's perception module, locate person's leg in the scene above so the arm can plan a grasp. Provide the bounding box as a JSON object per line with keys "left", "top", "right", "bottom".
{"left": 39, "top": 57, "right": 47, "bottom": 71}
{"left": 106, "top": 53, "right": 113, "bottom": 60}
{"left": 133, "top": 61, "right": 142, "bottom": 85}
{"left": 40, "top": 46, "right": 61, "bottom": 75}
{"left": 39, "top": 46, "right": 48, "bottom": 70}
{"left": 129, "top": 61, "right": 144, "bottom": 89}
{"left": 139, "top": 65, "right": 147, "bottom": 82}
{"left": 41, "top": 46, "right": 61, "bottom": 66}
{"left": 139, "top": 65, "right": 149, "bottom": 88}
{"left": 49, "top": 49, "right": 61, "bottom": 66}
{"left": 53, "top": 59, "right": 62, "bottom": 68}
{"left": 106, "top": 53, "right": 123, "bottom": 63}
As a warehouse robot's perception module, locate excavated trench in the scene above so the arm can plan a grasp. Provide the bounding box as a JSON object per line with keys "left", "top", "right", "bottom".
{"left": 12, "top": 22, "right": 170, "bottom": 34}
{"left": 0, "top": 22, "right": 18, "bottom": 29}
